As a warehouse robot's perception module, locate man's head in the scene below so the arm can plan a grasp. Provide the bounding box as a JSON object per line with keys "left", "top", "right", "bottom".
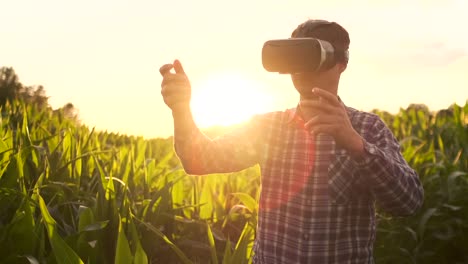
{"left": 290, "top": 19, "right": 350, "bottom": 98}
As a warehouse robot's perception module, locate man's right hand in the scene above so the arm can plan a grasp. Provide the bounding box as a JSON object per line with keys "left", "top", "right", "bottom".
{"left": 159, "top": 60, "right": 191, "bottom": 113}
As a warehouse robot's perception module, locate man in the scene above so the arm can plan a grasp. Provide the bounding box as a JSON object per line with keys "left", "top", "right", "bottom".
{"left": 159, "top": 19, "right": 423, "bottom": 264}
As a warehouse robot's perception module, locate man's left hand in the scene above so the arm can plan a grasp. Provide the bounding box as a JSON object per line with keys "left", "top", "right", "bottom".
{"left": 302, "top": 88, "right": 365, "bottom": 158}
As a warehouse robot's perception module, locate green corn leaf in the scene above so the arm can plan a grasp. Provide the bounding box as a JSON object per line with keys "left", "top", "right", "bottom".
{"left": 75, "top": 139, "right": 82, "bottom": 179}
{"left": 133, "top": 241, "right": 148, "bottom": 264}
{"left": 199, "top": 178, "right": 214, "bottom": 220}
{"left": 231, "top": 223, "right": 254, "bottom": 264}
{"left": 24, "top": 255, "right": 40, "bottom": 264}
{"left": 206, "top": 223, "right": 218, "bottom": 264}
{"left": 231, "top": 192, "right": 257, "bottom": 214}
{"left": 8, "top": 195, "right": 36, "bottom": 255}
{"left": 417, "top": 207, "right": 437, "bottom": 240}
{"left": 21, "top": 105, "right": 32, "bottom": 146}
{"left": 78, "top": 206, "right": 94, "bottom": 233}
{"left": 114, "top": 216, "right": 133, "bottom": 264}
{"left": 120, "top": 148, "right": 132, "bottom": 185}
{"left": 128, "top": 219, "right": 148, "bottom": 264}
{"left": 447, "top": 171, "right": 467, "bottom": 201}
{"left": 81, "top": 221, "right": 109, "bottom": 233}
{"left": 105, "top": 173, "right": 115, "bottom": 201}
{"left": 437, "top": 135, "right": 445, "bottom": 157}
{"left": 38, "top": 195, "right": 84, "bottom": 264}
{"left": 133, "top": 217, "right": 193, "bottom": 264}
{"left": 222, "top": 239, "right": 233, "bottom": 264}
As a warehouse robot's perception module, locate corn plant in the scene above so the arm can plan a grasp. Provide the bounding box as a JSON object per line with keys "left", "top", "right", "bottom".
{"left": 373, "top": 102, "right": 468, "bottom": 263}
{"left": 0, "top": 95, "right": 466, "bottom": 263}
{"left": 0, "top": 100, "right": 258, "bottom": 263}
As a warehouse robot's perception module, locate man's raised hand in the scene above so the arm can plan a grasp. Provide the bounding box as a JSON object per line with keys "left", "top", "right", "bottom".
{"left": 302, "top": 88, "right": 365, "bottom": 158}
{"left": 160, "top": 60, "right": 192, "bottom": 113}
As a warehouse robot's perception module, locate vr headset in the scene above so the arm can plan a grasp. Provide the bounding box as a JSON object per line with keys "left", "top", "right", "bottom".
{"left": 262, "top": 38, "right": 349, "bottom": 74}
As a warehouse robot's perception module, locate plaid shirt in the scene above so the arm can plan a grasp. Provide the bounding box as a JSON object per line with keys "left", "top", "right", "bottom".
{"left": 174, "top": 105, "right": 424, "bottom": 264}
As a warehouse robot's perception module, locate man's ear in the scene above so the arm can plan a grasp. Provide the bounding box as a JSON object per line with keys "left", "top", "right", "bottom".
{"left": 337, "top": 63, "right": 347, "bottom": 73}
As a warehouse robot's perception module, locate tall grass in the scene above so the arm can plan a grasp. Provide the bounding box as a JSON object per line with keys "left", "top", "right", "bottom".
{"left": 0, "top": 99, "right": 466, "bottom": 263}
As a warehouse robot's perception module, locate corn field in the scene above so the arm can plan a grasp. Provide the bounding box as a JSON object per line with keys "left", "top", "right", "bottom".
{"left": 0, "top": 98, "right": 466, "bottom": 264}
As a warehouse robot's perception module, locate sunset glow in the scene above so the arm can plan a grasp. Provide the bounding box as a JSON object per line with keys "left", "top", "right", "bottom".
{"left": 191, "top": 73, "right": 274, "bottom": 127}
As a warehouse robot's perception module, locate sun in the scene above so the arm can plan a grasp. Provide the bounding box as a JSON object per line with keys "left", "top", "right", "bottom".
{"left": 191, "top": 72, "right": 273, "bottom": 128}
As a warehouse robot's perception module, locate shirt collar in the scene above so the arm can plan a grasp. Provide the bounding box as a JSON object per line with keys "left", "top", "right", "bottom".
{"left": 286, "top": 105, "right": 302, "bottom": 126}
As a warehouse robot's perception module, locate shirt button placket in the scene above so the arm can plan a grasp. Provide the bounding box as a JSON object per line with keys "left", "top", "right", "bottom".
{"left": 302, "top": 233, "right": 309, "bottom": 241}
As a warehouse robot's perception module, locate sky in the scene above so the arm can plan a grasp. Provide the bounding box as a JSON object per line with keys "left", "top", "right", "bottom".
{"left": 1, "top": 0, "right": 467, "bottom": 139}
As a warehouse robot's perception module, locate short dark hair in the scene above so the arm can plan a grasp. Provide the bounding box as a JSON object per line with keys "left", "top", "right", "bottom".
{"left": 291, "top": 19, "right": 350, "bottom": 63}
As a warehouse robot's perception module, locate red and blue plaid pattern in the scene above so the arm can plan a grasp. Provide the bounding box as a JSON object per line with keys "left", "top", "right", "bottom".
{"left": 174, "top": 106, "right": 424, "bottom": 263}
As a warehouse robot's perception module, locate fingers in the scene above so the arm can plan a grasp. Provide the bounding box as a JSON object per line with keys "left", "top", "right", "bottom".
{"left": 312, "top": 88, "right": 341, "bottom": 106}
{"left": 159, "top": 59, "right": 185, "bottom": 76}
{"left": 161, "top": 74, "right": 188, "bottom": 87}
{"left": 308, "top": 124, "right": 336, "bottom": 135}
{"left": 300, "top": 100, "right": 335, "bottom": 113}
{"left": 304, "top": 114, "right": 335, "bottom": 128}
{"left": 173, "top": 59, "right": 185, "bottom": 74}
{"left": 161, "top": 79, "right": 190, "bottom": 97}
{"left": 160, "top": 60, "right": 189, "bottom": 87}
{"left": 159, "top": 64, "right": 173, "bottom": 76}
{"left": 304, "top": 114, "right": 340, "bottom": 136}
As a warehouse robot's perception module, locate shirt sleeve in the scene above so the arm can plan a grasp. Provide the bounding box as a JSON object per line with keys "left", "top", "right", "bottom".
{"left": 352, "top": 117, "right": 424, "bottom": 216}
{"left": 174, "top": 115, "right": 263, "bottom": 175}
